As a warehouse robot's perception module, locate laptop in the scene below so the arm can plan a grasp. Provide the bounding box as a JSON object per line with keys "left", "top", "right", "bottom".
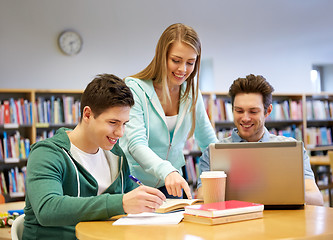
{"left": 209, "top": 141, "right": 305, "bottom": 209}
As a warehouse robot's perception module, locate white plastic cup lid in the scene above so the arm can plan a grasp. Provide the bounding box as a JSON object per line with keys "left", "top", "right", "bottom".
{"left": 200, "top": 171, "right": 227, "bottom": 178}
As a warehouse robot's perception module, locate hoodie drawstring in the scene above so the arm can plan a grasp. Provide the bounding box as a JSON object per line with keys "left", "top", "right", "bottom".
{"left": 62, "top": 149, "right": 80, "bottom": 197}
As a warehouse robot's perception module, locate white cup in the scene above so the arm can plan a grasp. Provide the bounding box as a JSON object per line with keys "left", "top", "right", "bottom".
{"left": 200, "top": 171, "right": 227, "bottom": 204}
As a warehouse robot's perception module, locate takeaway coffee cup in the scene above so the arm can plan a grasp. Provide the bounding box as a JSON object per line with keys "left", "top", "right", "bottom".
{"left": 200, "top": 171, "right": 227, "bottom": 204}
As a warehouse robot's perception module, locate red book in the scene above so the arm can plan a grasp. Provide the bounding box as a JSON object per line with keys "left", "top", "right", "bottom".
{"left": 3, "top": 100, "right": 10, "bottom": 123}
{"left": 184, "top": 200, "right": 264, "bottom": 218}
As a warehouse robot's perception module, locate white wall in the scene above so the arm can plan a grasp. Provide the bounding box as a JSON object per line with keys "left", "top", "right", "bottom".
{"left": 1, "top": 0, "right": 333, "bottom": 93}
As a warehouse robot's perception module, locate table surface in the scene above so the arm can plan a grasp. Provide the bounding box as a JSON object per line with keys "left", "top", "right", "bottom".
{"left": 76, "top": 205, "right": 333, "bottom": 240}
{"left": 0, "top": 201, "right": 25, "bottom": 240}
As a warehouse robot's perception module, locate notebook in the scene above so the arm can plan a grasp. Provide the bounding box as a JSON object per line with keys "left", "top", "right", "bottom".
{"left": 209, "top": 141, "right": 305, "bottom": 208}
{"left": 155, "top": 198, "right": 204, "bottom": 213}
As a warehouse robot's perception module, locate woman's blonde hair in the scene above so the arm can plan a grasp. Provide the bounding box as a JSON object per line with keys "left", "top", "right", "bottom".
{"left": 130, "top": 23, "right": 201, "bottom": 138}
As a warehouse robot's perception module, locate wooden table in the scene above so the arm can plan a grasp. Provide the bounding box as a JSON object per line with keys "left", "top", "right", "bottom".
{"left": 76, "top": 205, "right": 333, "bottom": 240}
{"left": 0, "top": 201, "right": 25, "bottom": 240}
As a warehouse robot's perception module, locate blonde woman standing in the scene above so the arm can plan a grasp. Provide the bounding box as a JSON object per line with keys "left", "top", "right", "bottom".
{"left": 120, "top": 23, "right": 218, "bottom": 199}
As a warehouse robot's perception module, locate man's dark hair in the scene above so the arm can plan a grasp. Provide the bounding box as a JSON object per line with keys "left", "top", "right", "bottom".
{"left": 80, "top": 74, "right": 134, "bottom": 120}
{"left": 228, "top": 74, "right": 275, "bottom": 113}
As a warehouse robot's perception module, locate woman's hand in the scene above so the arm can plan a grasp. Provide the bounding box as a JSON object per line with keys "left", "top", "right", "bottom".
{"left": 165, "top": 171, "right": 192, "bottom": 199}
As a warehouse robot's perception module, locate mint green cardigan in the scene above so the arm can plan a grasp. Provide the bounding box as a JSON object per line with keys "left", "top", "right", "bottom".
{"left": 23, "top": 128, "right": 135, "bottom": 240}
{"left": 119, "top": 77, "right": 218, "bottom": 188}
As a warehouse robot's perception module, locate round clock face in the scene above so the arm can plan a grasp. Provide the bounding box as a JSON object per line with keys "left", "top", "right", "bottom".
{"left": 58, "top": 31, "right": 83, "bottom": 56}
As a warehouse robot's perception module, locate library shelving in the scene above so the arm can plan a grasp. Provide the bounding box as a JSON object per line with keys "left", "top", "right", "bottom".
{"left": 304, "top": 93, "right": 333, "bottom": 151}
{"left": 0, "top": 88, "right": 83, "bottom": 202}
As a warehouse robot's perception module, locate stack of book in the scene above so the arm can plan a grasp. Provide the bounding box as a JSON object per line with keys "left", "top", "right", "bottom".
{"left": 183, "top": 200, "right": 264, "bottom": 225}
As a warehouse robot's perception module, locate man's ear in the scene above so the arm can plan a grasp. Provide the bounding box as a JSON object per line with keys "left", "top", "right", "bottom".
{"left": 82, "top": 106, "right": 93, "bottom": 122}
{"left": 265, "top": 104, "right": 273, "bottom": 118}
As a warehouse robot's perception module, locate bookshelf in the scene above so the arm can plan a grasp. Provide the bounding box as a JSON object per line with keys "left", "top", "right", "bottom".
{"left": 304, "top": 93, "right": 333, "bottom": 151}
{"left": 0, "top": 88, "right": 82, "bottom": 202}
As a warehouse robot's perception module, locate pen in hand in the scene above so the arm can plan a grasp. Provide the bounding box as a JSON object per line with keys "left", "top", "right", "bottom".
{"left": 129, "top": 175, "right": 144, "bottom": 186}
{"left": 129, "top": 175, "right": 166, "bottom": 205}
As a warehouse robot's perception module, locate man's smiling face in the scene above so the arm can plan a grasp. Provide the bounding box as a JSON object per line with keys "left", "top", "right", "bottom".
{"left": 233, "top": 92, "right": 272, "bottom": 142}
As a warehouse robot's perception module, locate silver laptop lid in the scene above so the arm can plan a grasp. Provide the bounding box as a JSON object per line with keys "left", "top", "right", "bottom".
{"left": 209, "top": 141, "right": 305, "bottom": 206}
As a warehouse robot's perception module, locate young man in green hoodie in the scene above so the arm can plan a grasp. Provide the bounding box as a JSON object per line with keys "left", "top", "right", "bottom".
{"left": 23, "top": 74, "right": 166, "bottom": 240}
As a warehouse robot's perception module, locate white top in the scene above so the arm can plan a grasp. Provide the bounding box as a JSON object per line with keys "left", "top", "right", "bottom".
{"left": 165, "top": 115, "right": 178, "bottom": 132}
{"left": 70, "top": 144, "right": 113, "bottom": 195}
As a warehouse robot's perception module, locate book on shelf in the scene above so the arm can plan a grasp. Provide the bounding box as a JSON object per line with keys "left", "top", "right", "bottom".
{"left": 20, "top": 98, "right": 26, "bottom": 124}
{"left": 268, "top": 99, "right": 304, "bottom": 121}
{"left": 0, "top": 98, "right": 32, "bottom": 125}
{"left": 6, "top": 166, "right": 26, "bottom": 196}
{"left": 282, "top": 100, "right": 290, "bottom": 120}
{"left": 213, "top": 98, "right": 227, "bottom": 121}
{"left": 306, "top": 127, "right": 333, "bottom": 147}
{"left": 269, "top": 125, "right": 303, "bottom": 141}
{"left": 35, "top": 95, "right": 81, "bottom": 125}
{"left": 184, "top": 156, "right": 197, "bottom": 185}
{"left": 213, "top": 98, "right": 219, "bottom": 121}
{"left": 3, "top": 131, "right": 9, "bottom": 159}
{"left": 3, "top": 100, "right": 10, "bottom": 124}
{"left": 224, "top": 102, "right": 233, "bottom": 121}
{"left": 36, "top": 129, "right": 56, "bottom": 142}
{"left": 155, "top": 198, "right": 204, "bottom": 213}
{"left": 307, "top": 99, "right": 333, "bottom": 120}
{"left": 184, "top": 200, "right": 264, "bottom": 218}
{"left": 271, "top": 101, "right": 289, "bottom": 121}
{"left": 306, "top": 101, "right": 313, "bottom": 120}
{"left": 289, "top": 100, "right": 302, "bottom": 120}
{"left": 183, "top": 211, "right": 263, "bottom": 225}
{"left": 9, "top": 98, "right": 17, "bottom": 124}
{"left": 19, "top": 139, "right": 26, "bottom": 159}
{"left": 0, "top": 138, "right": 4, "bottom": 161}
{"left": 1, "top": 131, "right": 30, "bottom": 162}
{"left": 0, "top": 172, "right": 8, "bottom": 194}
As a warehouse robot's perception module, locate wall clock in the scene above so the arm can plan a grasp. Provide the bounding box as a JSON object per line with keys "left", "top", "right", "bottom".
{"left": 58, "top": 30, "right": 83, "bottom": 56}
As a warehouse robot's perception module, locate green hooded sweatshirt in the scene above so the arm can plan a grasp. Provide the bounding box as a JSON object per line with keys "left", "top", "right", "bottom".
{"left": 23, "top": 128, "right": 136, "bottom": 240}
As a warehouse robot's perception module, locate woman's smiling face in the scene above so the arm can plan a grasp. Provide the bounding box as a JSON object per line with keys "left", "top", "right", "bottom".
{"left": 166, "top": 41, "right": 197, "bottom": 88}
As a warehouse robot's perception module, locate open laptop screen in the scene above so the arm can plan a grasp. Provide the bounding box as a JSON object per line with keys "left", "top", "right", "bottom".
{"left": 209, "top": 141, "right": 305, "bottom": 207}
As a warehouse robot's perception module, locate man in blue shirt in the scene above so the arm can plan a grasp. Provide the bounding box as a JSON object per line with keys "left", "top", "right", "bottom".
{"left": 198, "top": 74, "right": 324, "bottom": 206}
